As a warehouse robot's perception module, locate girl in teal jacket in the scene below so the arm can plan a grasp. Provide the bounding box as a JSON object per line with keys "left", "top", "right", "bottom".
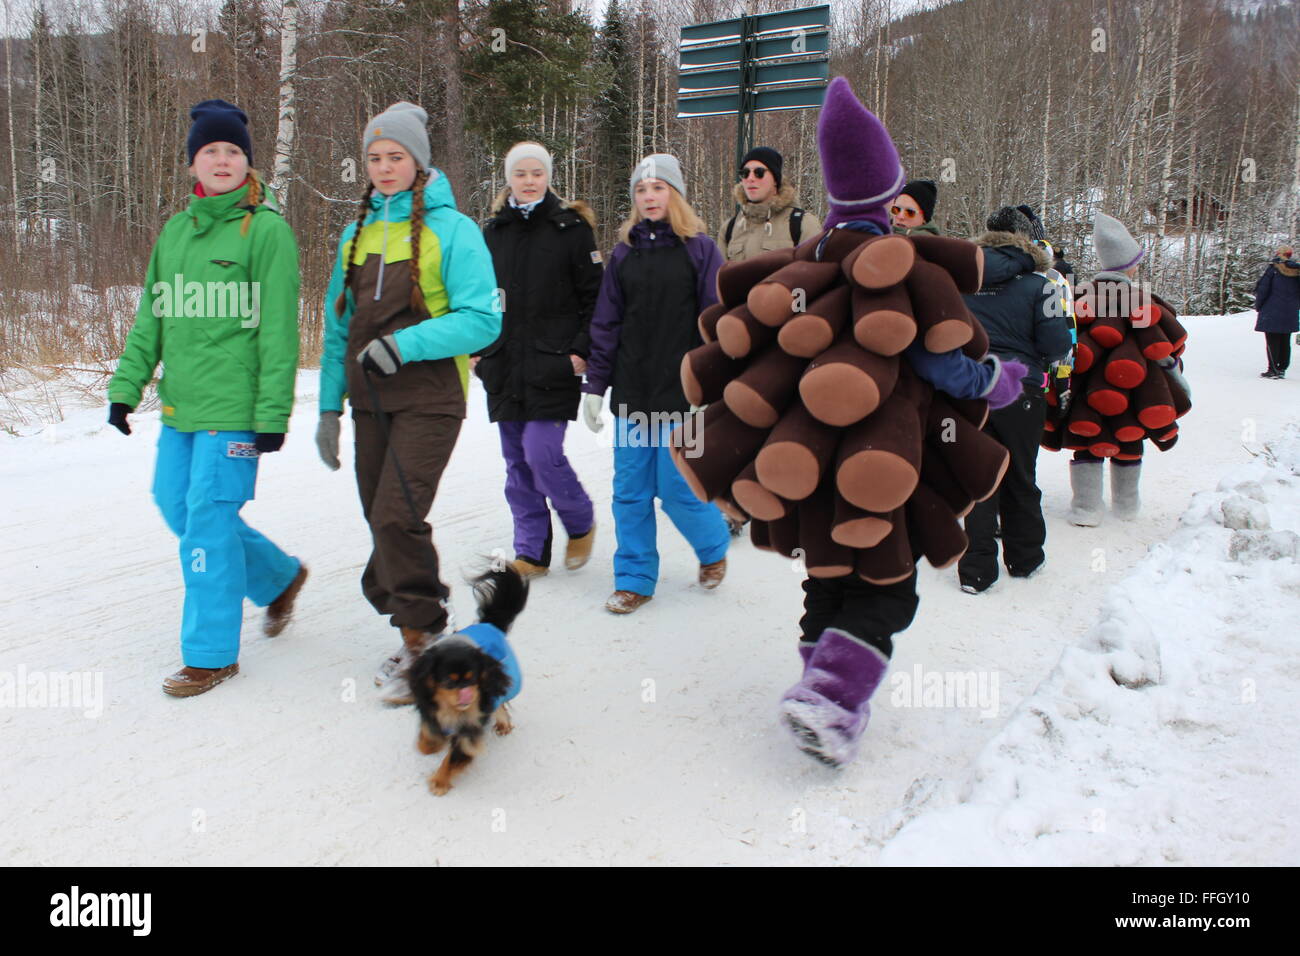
{"left": 107, "top": 100, "right": 306, "bottom": 697}
{"left": 314, "top": 102, "right": 500, "bottom": 704}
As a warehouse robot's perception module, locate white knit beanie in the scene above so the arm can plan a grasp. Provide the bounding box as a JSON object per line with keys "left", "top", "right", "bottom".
{"left": 504, "top": 142, "right": 552, "bottom": 181}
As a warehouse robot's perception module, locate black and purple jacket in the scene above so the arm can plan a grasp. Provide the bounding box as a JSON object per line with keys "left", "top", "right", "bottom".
{"left": 583, "top": 219, "right": 725, "bottom": 416}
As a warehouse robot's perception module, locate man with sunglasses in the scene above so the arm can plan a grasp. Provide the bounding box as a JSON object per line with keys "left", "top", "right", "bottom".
{"left": 890, "top": 179, "right": 940, "bottom": 236}
{"left": 718, "top": 147, "right": 822, "bottom": 263}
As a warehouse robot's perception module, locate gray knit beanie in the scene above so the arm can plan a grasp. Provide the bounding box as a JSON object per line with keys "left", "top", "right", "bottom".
{"left": 363, "top": 101, "right": 431, "bottom": 171}
{"left": 1093, "top": 212, "right": 1144, "bottom": 272}
{"left": 630, "top": 154, "right": 686, "bottom": 201}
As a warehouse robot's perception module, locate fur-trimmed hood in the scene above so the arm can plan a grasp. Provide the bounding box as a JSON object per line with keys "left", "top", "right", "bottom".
{"left": 489, "top": 188, "right": 596, "bottom": 229}
{"left": 973, "top": 229, "right": 1052, "bottom": 276}
{"left": 731, "top": 180, "right": 798, "bottom": 221}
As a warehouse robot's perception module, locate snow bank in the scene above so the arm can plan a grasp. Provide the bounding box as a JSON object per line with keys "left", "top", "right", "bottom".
{"left": 877, "top": 426, "right": 1300, "bottom": 865}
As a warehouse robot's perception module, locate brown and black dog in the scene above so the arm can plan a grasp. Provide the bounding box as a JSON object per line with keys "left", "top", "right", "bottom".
{"left": 409, "top": 567, "right": 526, "bottom": 796}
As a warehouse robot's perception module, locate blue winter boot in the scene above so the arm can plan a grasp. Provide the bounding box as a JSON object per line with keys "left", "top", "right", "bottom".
{"left": 779, "top": 628, "right": 889, "bottom": 768}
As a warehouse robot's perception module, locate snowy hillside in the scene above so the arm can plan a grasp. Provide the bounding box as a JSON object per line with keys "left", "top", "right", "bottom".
{"left": 0, "top": 311, "right": 1296, "bottom": 865}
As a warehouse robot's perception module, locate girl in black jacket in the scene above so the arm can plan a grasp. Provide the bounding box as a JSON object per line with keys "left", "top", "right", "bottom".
{"left": 477, "top": 142, "right": 604, "bottom": 578}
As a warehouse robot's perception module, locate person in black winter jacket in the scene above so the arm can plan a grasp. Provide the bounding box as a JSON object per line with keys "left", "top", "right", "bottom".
{"left": 477, "top": 142, "right": 604, "bottom": 578}
{"left": 1253, "top": 247, "right": 1300, "bottom": 379}
{"left": 957, "top": 206, "right": 1073, "bottom": 593}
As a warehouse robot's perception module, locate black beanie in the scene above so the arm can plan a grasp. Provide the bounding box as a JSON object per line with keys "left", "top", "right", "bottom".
{"left": 187, "top": 99, "right": 253, "bottom": 165}
{"left": 987, "top": 205, "right": 1034, "bottom": 236}
{"left": 900, "top": 179, "right": 937, "bottom": 222}
{"left": 740, "top": 146, "right": 783, "bottom": 187}
{"left": 1016, "top": 204, "right": 1046, "bottom": 240}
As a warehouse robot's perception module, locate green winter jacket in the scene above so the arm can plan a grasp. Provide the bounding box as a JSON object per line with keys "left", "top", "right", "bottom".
{"left": 319, "top": 168, "right": 500, "bottom": 415}
{"left": 893, "top": 221, "right": 941, "bottom": 237}
{"left": 108, "top": 179, "right": 301, "bottom": 433}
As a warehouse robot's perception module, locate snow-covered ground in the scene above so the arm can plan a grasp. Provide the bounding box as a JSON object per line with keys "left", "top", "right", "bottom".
{"left": 1, "top": 312, "right": 1296, "bottom": 865}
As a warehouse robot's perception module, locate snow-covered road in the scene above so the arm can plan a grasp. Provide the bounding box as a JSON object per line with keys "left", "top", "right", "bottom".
{"left": 1, "top": 312, "right": 1295, "bottom": 864}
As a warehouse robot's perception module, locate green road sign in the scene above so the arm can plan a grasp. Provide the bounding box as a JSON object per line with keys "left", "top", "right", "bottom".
{"left": 676, "top": 84, "right": 828, "bottom": 119}
{"left": 679, "top": 30, "right": 829, "bottom": 69}
{"left": 677, "top": 4, "right": 831, "bottom": 181}
{"left": 678, "top": 59, "right": 830, "bottom": 94}
{"left": 680, "top": 4, "right": 830, "bottom": 44}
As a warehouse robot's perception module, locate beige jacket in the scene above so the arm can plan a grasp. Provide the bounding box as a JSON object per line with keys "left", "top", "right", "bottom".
{"left": 718, "top": 182, "right": 822, "bottom": 262}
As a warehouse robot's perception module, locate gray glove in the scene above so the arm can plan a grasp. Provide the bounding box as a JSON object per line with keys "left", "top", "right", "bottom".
{"left": 316, "top": 411, "right": 341, "bottom": 470}
{"left": 357, "top": 334, "right": 403, "bottom": 377}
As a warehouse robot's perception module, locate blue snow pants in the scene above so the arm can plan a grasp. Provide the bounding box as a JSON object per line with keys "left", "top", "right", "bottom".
{"left": 151, "top": 426, "right": 300, "bottom": 668}
{"left": 611, "top": 416, "right": 729, "bottom": 596}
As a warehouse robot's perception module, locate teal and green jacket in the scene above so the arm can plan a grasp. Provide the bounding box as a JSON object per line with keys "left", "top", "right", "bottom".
{"left": 320, "top": 169, "right": 500, "bottom": 415}
{"left": 108, "top": 179, "right": 301, "bottom": 432}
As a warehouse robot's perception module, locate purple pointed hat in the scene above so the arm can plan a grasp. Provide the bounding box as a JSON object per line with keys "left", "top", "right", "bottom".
{"left": 817, "top": 77, "right": 906, "bottom": 232}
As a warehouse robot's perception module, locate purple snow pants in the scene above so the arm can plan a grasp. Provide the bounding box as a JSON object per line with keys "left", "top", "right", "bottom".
{"left": 498, "top": 420, "right": 594, "bottom": 566}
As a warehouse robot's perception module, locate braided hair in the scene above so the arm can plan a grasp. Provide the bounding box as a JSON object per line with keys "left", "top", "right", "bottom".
{"left": 407, "top": 168, "right": 430, "bottom": 317}
{"left": 239, "top": 169, "right": 265, "bottom": 237}
{"left": 334, "top": 180, "right": 376, "bottom": 318}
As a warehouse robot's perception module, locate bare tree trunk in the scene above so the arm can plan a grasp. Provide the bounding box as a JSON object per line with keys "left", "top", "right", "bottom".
{"left": 1040, "top": 67, "right": 1051, "bottom": 213}
{"left": 270, "top": 0, "right": 300, "bottom": 209}
{"left": 635, "top": 5, "right": 645, "bottom": 162}
{"left": 1152, "top": 0, "right": 1182, "bottom": 286}
{"left": 440, "top": 0, "right": 465, "bottom": 195}
{"left": 33, "top": 12, "right": 42, "bottom": 224}
{"left": 1219, "top": 82, "right": 1255, "bottom": 309}
{"left": 5, "top": 6, "right": 19, "bottom": 248}
{"left": 1122, "top": 3, "right": 1149, "bottom": 222}
{"left": 1290, "top": 70, "right": 1300, "bottom": 245}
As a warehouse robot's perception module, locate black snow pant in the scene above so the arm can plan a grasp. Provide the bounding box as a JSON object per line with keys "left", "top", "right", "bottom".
{"left": 958, "top": 388, "right": 1047, "bottom": 589}
{"left": 799, "top": 560, "right": 921, "bottom": 660}
{"left": 1265, "top": 332, "right": 1292, "bottom": 376}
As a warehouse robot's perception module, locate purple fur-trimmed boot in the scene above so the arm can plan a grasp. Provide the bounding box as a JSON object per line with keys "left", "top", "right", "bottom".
{"left": 780, "top": 628, "right": 890, "bottom": 768}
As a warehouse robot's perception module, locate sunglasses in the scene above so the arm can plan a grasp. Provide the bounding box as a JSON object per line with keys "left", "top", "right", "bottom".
{"left": 890, "top": 204, "right": 920, "bottom": 219}
{"left": 739, "top": 166, "right": 769, "bottom": 180}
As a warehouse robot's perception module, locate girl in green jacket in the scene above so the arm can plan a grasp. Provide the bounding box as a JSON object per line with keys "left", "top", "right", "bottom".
{"left": 314, "top": 102, "right": 501, "bottom": 704}
{"left": 107, "top": 100, "right": 307, "bottom": 698}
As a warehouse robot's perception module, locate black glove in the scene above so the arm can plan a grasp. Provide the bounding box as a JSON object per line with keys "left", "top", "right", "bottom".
{"left": 108, "top": 402, "right": 133, "bottom": 435}
{"left": 254, "top": 432, "right": 285, "bottom": 454}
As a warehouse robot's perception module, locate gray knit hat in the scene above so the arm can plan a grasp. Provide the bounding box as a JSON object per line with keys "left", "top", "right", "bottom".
{"left": 630, "top": 154, "right": 685, "bottom": 201}
{"left": 1093, "top": 212, "right": 1144, "bottom": 272}
{"left": 363, "top": 101, "right": 430, "bottom": 171}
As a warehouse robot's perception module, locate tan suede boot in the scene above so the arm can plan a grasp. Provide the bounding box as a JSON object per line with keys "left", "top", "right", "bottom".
{"left": 564, "top": 525, "right": 596, "bottom": 571}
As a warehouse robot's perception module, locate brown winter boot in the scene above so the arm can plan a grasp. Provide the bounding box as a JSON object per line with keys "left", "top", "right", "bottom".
{"left": 605, "top": 590, "right": 653, "bottom": 614}
{"left": 698, "top": 558, "right": 727, "bottom": 590}
{"left": 564, "top": 525, "right": 596, "bottom": 571}
{"left": 377, "top": 627, "right": 437, "bottom": 706}
{"left": 263, "top": 563, "right": 308, "bottom": 636}
{"left": 511, "top": 557, "right": 549, "bottom": 579}
{"left": 162, "top": 663, "right": 240, "bottom": 698}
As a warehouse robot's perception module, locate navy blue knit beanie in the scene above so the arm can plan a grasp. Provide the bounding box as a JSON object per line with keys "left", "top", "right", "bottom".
{"left": 187, "top": 100, "right": 252, "bottom": 165}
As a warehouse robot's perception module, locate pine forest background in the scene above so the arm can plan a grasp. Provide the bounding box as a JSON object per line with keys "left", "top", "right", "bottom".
{"left": 0, "top": 0, "right": 1297, "bottom": 368}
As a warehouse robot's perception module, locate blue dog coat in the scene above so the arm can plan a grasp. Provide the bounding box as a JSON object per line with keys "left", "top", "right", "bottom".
{"left": 451, "top": 623, "right": 522, "bottom": 703}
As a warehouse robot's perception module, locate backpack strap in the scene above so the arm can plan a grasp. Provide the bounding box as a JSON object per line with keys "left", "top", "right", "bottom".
{"left": 725, "top": 214, "right": 737, "bottom": 246}
{"left": 790, "top": 208, "right": 804, "bottom": 244}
